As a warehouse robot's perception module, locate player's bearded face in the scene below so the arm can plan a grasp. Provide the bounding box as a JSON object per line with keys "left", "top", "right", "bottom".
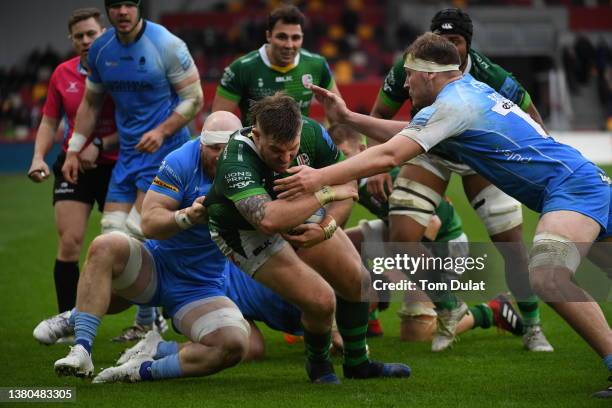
{"left": 266, "top": 22, "right": 303, "bottom": 67}
{"left": 201, "top": 143, "right": 226, "bottom": 179}
{"left": 108, "top": 4, "right": 139, "bottom": 34}
{"left": 406, "top": 70, "right": 435, "bottom": 110}
{"left": 254, "top": 130, "right": 300, "bottom": 173}
{"left": 70, "top": 18, "right": 104, "bottom": 60}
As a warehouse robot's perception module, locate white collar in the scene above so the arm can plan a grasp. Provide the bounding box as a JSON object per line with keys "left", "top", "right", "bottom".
{"left": 258, "top": 44, "right": 300, "bottom": 69}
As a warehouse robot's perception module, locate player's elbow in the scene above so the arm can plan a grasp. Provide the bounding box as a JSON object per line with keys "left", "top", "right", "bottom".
{"left": 175, "top": 82, "right": 204, "bottom": 121}
{"left": 258, "top": 217, "right": 281, "bottom": 235}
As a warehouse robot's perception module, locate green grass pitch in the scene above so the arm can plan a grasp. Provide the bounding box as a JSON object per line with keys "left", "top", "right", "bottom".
{"left": 0, "top": 169, "right": 610, "bottom": 408}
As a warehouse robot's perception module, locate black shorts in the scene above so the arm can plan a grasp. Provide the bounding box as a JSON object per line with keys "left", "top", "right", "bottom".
{"left": 52, "top": 151, "right": 115, "bottom": 212}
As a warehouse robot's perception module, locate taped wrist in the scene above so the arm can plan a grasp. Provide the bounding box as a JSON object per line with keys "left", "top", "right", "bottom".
{"left": 314, "top": 186, "right": 335, "bottom": 206}
{"left": 174, "top": 209, "right": 194, "bottom": 230}
{"left": 320, "top": 215, "right": 337, "bottom": 240}
{"left": 67, "top": 132, "right": 87, "bottom": 152}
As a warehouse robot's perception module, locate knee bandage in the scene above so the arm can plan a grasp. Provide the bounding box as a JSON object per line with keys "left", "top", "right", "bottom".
{"left": 470, "top": 185, "right": 523, "bottom": 235}
{"left": 389, "top": 178, "right": 442, "bottom": 227}
{"left": 101, "top": 211, "right": 128, "bottom": 234}
{"left": 126, "top": 207, "right": 145, "bottom": 242}
{"left": 528, "top": 233, "right": 581, "bottom": 275}
{"left": 189, "top": 307, "right": 250, "bottom": 342}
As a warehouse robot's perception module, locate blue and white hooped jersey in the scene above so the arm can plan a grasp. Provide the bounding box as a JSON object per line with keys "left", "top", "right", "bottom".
{"left": 145, "top": 139, "right": 228, "bottom": 283}
{"left": 399, "top": 74, "right": 604, "bottom": 212}
{"left": 87, "top": 20, "right": 196, "bottom": 155}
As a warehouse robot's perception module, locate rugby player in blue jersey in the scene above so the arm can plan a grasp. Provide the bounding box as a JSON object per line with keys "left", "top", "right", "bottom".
{"left": 40, "top": 112, "right": 247, "bottom": 383}
{"left": 275, "top": 33, "right": 612, "bottom": 398}
{"left": 62, "top": 0, "right": 203, "bottom": 341}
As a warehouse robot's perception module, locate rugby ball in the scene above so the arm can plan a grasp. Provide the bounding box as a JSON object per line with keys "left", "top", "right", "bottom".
{"left": 305, "top": 207, "right": 326, "bottom": 224}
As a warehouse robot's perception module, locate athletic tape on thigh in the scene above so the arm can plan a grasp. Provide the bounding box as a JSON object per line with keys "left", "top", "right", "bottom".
{"left": 109, "top": 231, "right": 156, "bottom": 305}
{"left": 189, "top": 307, "right": 250, "bottom": 342}
{"left": 101, "top": 211, "right": 128, "bottom": 234}
{"left": 408, "top": 155, "right": 451, "bottom": 181}
{"left": 359, "top": 219, "right": 385, "bottom": 244}
{"left": 470, "top": 185, "right": 523, "bottom": 235}
{"left": 389, "top": 177, "right": 442, "bottom": 227}
{"left": 529, "top": 232, "right": 581, "bottom": 274}
{"left": 397, "top": 301, "right": 437, "bottom": 318}
{"left": 126, "top": 207, "right": 145, "bottom": 242}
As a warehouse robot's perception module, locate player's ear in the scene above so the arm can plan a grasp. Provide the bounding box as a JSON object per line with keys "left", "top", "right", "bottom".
{"left": 265, "top": 30, "right": 272, "bottom": 43}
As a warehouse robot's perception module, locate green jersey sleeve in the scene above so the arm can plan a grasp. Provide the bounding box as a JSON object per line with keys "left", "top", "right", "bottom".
{"left": 379, "top": 56, "right": 410, "bottom": 109}
{"left": 216, "top": 57, "right": 244, "bottom": 102}
{"left": 320, "top": 59, "right": 334, "bottom": 90}
{"left": 306, "top": 118, "right": 344, "bottom": 168}
{"left": 468, "top": 49, "right": 532, "bottom": 111}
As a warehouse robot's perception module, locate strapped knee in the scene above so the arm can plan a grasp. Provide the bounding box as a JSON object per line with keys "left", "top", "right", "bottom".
{"left": 126, "top": 207, "right": 145, "bottom": 242}
{"left": 101, "top": 211, "right": 128, "bottom": 234}
{"left": 470, "top": 185, "right": 522, "bottom": 235}
{"left": 389, "top": 178, "right": 442, "bottom": 227}
{"left": 189, "top": 307, "right": 250, "bottom": 342}
{"left": 528, "top": 233, "right": 581, "bottom": 275}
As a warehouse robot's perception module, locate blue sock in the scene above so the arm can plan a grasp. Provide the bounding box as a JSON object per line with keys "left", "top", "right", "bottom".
{"left": 604, "top": 354, "right": 612, "bottom": 372}
{"left": 74, "top": 312, "right": 101, "bottom": 354}
{"left": 144, "top": 353, "right": 182, "bottom": 380}
{"left": 135, "top": 306, "right": 155, "bottom": 326}
{"left": 154, "top": 341, "right": 179, "bottom": 360}
{"left": 68, "top": 308, "right": 77, "bottom": 328}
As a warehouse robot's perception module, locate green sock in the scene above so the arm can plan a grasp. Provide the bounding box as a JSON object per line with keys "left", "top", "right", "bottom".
{"left": 433, "top": 292, "right": 459, "bottom": 311}
{"left": 517, "top": 296, "right": 540, "bottom": 326}
{"left": 336, "top": 297, "right": 369, "bottom": 367}
{"left": 469, "top": 304, "right": 493, "bottom": 329}
{"left": 303, "top": 329, "right": 331, "bottom": 362}
{"left": 368, "top": 309, "right": 378, "bottom": 321}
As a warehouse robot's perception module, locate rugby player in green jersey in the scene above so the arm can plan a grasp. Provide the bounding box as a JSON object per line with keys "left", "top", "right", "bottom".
{"left": 212, "top": 5, "right": 341, "bottom": 123}
{"left": 205, "top": 93, "right": 411, "bottom": 383}
{"left": 329, "top": 124, "right": 525, "bottom": 344}
{"left": 365, "top": 8, "right": 552, "bottom": 353}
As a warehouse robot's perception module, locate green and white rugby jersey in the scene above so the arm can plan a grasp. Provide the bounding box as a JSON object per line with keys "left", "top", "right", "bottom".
{"left": 216, "top": 45, "right": 334, "bottom": 123}
{"left": 379, "top": 48, "right": 532, "bottom": 114}
{"left": 206, "top": 116, "right": 343, "bottom": 255}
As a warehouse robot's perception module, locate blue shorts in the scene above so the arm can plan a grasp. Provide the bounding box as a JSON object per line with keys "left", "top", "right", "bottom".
{"left": 106, "top": 134, "right": 189, "bottom": 204}
{"left": 541, "top": 162, "right": 611, "bottom": 240}
{"left": 140, "top": 242, "right": 227, "bottom": 318}
{"left": 224, "top": 264, "right": 303, "bottom": 335}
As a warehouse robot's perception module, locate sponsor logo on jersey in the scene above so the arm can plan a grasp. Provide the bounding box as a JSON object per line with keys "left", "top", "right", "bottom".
{"left": 275, "top": 75, "right": 293, "bottom": 83}
{"left": 600, "top": 173, "right": 612, "bottom": 185}
{"left": 296, "top": 153, "right": 310, "bottom": 166}
{"left": 253, "top": 239, "right": 272, "bottom": 256}
{"left": 152, "top": 177, "right": 179, "bottom": 192}
{"left": 105, "top": 60, "right": 118, "bottom": 67}
{"left": 229, "top": 180, "right": 255, "bottom": 189}
{"left": 105, "top": 81, "right": 153, "bottom": 91}
{"left": 258, "top": 78, "right": 263, "bottom": 88}
{"left": 221, "top": 67, "right": 235, "bottom": 87}
{"left": 495, "top": 147, "right": 532, "bottom": 164}
{"left": 302, "top": 74, "right": 313, "bottom": 87}
{"left": 137, "top": 56, "right": 147, "bottom": 72}
{"left": 66, "top": 82, "right": 79, "bottom": 93}
{"left": 225, "top": 171, "right": 253, "bottom": 183}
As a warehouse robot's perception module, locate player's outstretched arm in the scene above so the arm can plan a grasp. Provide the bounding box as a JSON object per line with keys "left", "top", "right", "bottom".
{"left": 275, "top": 135, "right": 423, "bottom": 199}
{"left": 235, "top": 184, "right": 357, "bottom": 236}
{"left": 142, "top": 191, "right": 208, "bottom": 240}
{"left": 309, "top": 85, "right": 406, "bottom": 144}
{"left": 28, "top": 116, "right": 58, "bottom": 182}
